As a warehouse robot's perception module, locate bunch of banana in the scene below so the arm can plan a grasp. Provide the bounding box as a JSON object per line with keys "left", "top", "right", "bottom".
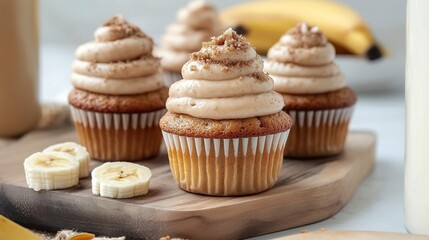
{"left": 43, "top": 142, "right": 90, "bottom": 178}
{"left": 24, "top": 142, "right": 90, "bottom": 191}
{"left": 92, "top": 162, "right": 152, "bottom": 199}
{"left": 220, "top": 0, "right": 382, "bottom": 60}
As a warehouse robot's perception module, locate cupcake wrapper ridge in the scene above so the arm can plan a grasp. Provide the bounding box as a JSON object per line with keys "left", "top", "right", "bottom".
{"left": 70, "top": 107, "right": 166, "bottom": 131}
{"left": 70, "top": 106, "right": 166, "bottom": 161}
{"left": 162, "top": 130, "right": 290, "bottom": 196}
{"left": 285, "top": 106, "right": 354, "bottom": 158}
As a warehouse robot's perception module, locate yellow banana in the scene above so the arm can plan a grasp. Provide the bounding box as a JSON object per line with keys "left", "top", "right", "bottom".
{"left": 220, "top": 0, "right": 382, "bottom": 60}
{"left": 0, "top": 215, "right": 42, "bottom": 240}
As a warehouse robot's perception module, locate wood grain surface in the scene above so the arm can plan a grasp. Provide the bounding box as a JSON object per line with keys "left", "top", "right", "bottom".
{"left": 0, "top": 127, "right": 375, "bottom": 240}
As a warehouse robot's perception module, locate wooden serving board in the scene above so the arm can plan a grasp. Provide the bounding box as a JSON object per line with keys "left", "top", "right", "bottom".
{"left": 0, "top": 127, "right": 375, "bottom": 240}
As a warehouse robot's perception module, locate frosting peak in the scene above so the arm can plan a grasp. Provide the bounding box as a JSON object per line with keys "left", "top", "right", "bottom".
{"left": 189, "top": 28, "right": 255, "bottom": 62}
{"left": 280, "top": 22, "right": 327, "bottom": 48}
{"left": 265, "top": 22, "right": 345, "bottom": 95}
{"left": 159, "top": 0, "right": 224, "bottom": 72}
{"left": 95, "top": 15, "right": 151, "bottom": 42}
{"left": 185, "top": 0, "right": 213, "bottom": 12}
{"left": 201, "top": 28, "right": 252, "bottom": 52}
{"left": 71, "top": 16, "right": 163, "bottom": 95}
{"left": 182, "top": 28, "right": 261, "bottom": 80}
{"left": 177, "top": 0, "right": 219, "bottom": 29}
{"left": 167, "top": 29, "right": 284, "bottom": 120}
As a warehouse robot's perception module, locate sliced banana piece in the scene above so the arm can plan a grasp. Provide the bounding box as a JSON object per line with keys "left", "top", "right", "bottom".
{"left": 24, "top": 152, "right": 80, "bottom": 191}
{"left": 92, "top": 162, "right": 151, "bottom": 199}
{"left": 44, "top": 142, "right": 90, "bottom": 178}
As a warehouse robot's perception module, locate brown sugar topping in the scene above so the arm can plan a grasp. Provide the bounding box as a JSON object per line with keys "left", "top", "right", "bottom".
{"left": 204, "top": 28, "right": 250, "bottom": 50}
{"left": 190, "top": 28, "right": 252, "bottom": 62}
{"left": 284, "top": 22, "right": 327, "bottom": 48}
{"left": 101, "top": 15, "right": 150, "bottom": 40}
{"left": 250, "top": 72, "right": 271, "bottom": 82}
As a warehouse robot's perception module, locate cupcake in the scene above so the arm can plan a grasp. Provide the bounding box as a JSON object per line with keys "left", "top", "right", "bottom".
{"left": 69, "top": 16, "right": 168, "bottom": 161}
{"left": 160, "top": 29, "right": 293, "bottom": 196}
{"left": 265, "top": 22, "right": 357, "bottom": 158}
{"left": 158, "top": 0, "right": 224, "bottom": 85}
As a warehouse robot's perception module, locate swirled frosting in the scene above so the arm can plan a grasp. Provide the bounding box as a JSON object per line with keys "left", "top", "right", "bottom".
{"left": 265, "top": 22, "right": 346, "bottom": 94}
{"left": 159, "top": 0, "right": 224, "bottom": 72}
{"left": 71, "top": 16, "right": 164, "bottom": 95}
{"left": 166, "top": 28, "right": 284, "bottom": 120}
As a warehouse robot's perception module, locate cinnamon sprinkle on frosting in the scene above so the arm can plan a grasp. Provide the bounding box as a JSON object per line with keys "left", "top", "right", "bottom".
{"left": 190, "top": 28, "right": 252, "bottom": 62}
{"left": 98, "top": 15, "right": 151, "bottom": 41}
{"left": 282, "top": 22, "right": 327, "bottom": 48}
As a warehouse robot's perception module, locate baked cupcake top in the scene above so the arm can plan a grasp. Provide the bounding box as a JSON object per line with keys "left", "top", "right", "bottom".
{"left": 166, "top": 28, "right": 284, "bottom": 120}
{"left": 265, "top": 22, "right": 346, "bottom": 95}
{"left": 71, "top": 15, "right": 164, "bottom": 95}
{"left": 159, "top": 0, "right": 224, "bottom": 72}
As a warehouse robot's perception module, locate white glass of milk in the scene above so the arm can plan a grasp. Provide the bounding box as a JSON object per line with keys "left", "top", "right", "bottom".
{"left": 405, "top": 0, "right": 429, "bottom": 235}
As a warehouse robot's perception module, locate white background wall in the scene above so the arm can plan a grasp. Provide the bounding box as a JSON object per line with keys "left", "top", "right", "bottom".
{"left": 40, "top": 0, "right": 405, "bottom": 54}
{"left": 39, "top": 0, "right": 406, "bottom": 102}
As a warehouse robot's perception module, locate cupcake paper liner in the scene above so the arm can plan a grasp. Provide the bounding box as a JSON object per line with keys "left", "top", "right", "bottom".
{"left": 285, "top": 106, "right": 355, "bottom": 158}
{"left": 162, "top": 130, "right": 290, "bottom": 196}
{"left": 70, "top": 106, "right": 166, "bottom": 161}
{"left": 163, "top": 71, "right": 182, "bottom": 87}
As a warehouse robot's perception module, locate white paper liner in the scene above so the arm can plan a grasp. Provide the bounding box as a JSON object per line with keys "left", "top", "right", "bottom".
{"left": 162, "top": 130, "right": 290, "bottom": 196}
{"left": 287, "top": 106, "right": 354, "bottom": 129}
{"left": 70, "top": 106, "right": 166, "bottom": 161}
{"left": 163, "top": 71, "right": 182, "bottom": 87}
{"left": 70, "top": 106, "right": 166, "bottom": 131}
{"left": 285, "top": 106, "right": 355, "bottom": 157}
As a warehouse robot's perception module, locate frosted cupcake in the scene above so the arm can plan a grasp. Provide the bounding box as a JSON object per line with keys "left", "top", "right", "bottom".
{"left": 160, "top": 29, "right": 292, "bottom": 196}
{"left": 158, "top": 0, "right": 224, "bottom": 85}
{"left": 265, "top": 23, "right": 357, "bottom": 158}
{"left": 69, "top": 16, "right": 167, "bottom": 161}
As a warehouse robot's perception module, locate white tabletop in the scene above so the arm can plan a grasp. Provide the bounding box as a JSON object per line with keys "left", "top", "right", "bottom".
{"left": 39, "top": 43, "right": 406, "bottom": 239}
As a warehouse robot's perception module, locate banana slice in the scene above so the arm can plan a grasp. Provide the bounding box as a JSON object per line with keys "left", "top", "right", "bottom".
{"left": 92, "top": 162, "right": 151, "bottom": 199}
{"left": 44, "top": 142, "right": 90, "bottom": 178}
{"left": 24, "top": 152, "right": 80, "bottom": 191}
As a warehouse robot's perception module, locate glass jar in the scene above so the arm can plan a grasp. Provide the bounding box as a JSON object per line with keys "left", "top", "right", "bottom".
{"left": 405, "top": 0, "right": 429, "bottom": 234}
{"left": 0, "top": 0, "right": 40, "bottom": 137}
